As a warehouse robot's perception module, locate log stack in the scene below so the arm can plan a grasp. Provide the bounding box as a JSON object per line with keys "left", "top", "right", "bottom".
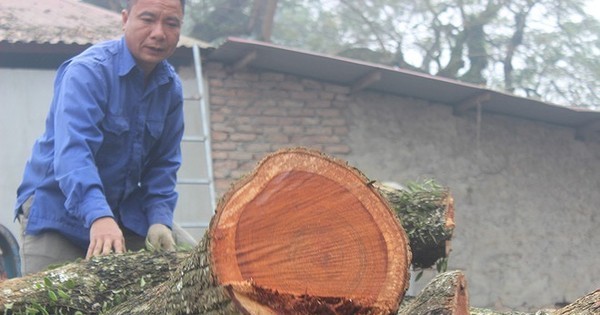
{"left": 0, "top": 148, "right": 597, "bottom": 314}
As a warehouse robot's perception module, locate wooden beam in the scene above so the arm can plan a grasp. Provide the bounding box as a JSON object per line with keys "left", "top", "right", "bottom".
{"left": 453, "top": 92, "right": 492, "bottom": 115}
{"left": 575, "top": 119, "right": 600, "bottom": 141}
{"left": 228, "top": 50, "right": 257, "bottom": 73}
{"left": 351, "top": 70, "right": 382, "bottom": 93}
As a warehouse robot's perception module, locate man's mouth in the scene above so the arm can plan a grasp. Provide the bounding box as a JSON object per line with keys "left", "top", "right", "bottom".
{"left": 146, "top": 46, "right": 164, "bottom": 53}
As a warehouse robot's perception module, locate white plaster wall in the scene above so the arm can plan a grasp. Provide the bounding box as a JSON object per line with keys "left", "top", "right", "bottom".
{"left": 0, "top": 66, "right": 213, "bottom": 247}
{"left": 0, "top": 68, "right": 54, "bottom": 239}
{"left": 344, "top": 92, "right": 600, "bottom": 310}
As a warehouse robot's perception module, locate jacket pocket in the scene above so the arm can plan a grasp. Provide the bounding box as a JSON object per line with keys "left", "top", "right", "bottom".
{"left": 101, "top": 115, "right": 129, "bottom": 136}
{"left": 98, "top": 116, "right": 130, "bottom": 165}
{"left": 146, "top": 119, "right": 164, "bottom": 140}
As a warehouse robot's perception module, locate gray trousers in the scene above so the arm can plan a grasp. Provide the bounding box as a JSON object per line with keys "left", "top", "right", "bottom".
{"left": 18, "top": 196, "right": 145, "bottom": 276}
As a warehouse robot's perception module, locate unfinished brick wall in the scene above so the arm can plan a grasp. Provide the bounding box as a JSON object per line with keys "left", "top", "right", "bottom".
{"left": 205, "top": 62, "right": 353, "bottom": 194}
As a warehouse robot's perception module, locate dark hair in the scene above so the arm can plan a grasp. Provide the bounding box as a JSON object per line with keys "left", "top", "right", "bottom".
{"left": 126, "top": 0, "right": 186, "bottom": 15}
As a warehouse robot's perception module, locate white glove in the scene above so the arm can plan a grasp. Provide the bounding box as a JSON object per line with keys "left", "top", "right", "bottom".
{"left": 145, "top": 224, "right": 176, "bottom": 252}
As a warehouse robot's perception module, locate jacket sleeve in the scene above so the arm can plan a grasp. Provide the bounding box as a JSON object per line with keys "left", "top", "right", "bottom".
{"left": 53, "top": 61, "right": 114, "bottom": 228}
{"left": 140, "top": 79, "right": 184, "bottom": 228}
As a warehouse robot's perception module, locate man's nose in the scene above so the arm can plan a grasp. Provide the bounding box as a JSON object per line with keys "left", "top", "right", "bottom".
{"left": 150, "top": 22, "right": 166, "bottom": 40}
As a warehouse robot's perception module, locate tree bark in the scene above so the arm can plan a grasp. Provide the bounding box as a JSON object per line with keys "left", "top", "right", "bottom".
{"left": 374, "top": 180, "right": 454, "bottom": 269}
{"left": 397, "top": 270, "right": 469, "bottom": 315}
{"left": 552, "top": 289, "right": 600, "bottom": 315}
{"left": 0, "top": 251, "right": 187, "bottom": 314}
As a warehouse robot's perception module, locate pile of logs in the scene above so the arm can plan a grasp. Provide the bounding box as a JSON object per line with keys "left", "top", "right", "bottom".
{"left": 0, "top": 148, "right": 597, "bottom": 314}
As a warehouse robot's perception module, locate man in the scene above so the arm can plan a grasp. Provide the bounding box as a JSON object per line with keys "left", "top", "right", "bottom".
{"left": 14, "top": 0, "right": 186, "bottom": 275}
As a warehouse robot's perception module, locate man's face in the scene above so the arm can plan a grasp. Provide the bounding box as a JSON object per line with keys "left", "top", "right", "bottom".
{"left": 122, "top": 0, "right": 183, "bottom": 75}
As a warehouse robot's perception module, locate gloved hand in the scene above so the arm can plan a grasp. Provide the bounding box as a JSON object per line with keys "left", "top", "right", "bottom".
{"left": 145, "top": 224, "right": 176, "bottom": 252}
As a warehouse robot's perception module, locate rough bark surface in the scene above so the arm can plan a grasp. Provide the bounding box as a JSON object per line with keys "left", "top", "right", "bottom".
{"left": 552, "top": 289, "right": 600, "bottom": 315}
{"left": 0, "top": 251, "right": 187, "bottom": 314}
{"left": 397, "top": 270, "right": 469, "bottom": 315}
{"left": 374, "top": 181, "right": 454, "bottom": 269}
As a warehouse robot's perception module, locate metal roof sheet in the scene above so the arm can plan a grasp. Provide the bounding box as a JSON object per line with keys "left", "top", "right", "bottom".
{"left": 208, "top": 37, "right": 600, "bottom": 133}
{"left": 0, "top": 0, "right": 210, "bottom": 48}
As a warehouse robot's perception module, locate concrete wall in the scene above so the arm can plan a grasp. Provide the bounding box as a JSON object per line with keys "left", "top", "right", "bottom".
{"left": 204, "top": 63, "right": 600, "bottom": 310}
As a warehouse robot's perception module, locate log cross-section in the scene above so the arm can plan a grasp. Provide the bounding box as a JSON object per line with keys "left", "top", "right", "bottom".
{"left": 108, "top": 147, "right": 412, "bottom": 314}
{"left": 211, "top": 148, "right": 412, "bottom": 314}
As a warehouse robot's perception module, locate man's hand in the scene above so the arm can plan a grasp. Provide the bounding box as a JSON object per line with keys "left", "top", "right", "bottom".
{"left": 145, "top": 224, "right": 176, "bottom": 252}
{"left": 86, "top": 217, "right": 126, "bottom": 259}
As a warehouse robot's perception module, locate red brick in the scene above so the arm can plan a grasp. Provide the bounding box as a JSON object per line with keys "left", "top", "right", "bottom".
{"left": 319, "top": 91, "right": 336, "bottom": 100}
{"left": 301, "top": 117, "right": 320, "bottom": 125}
{"left": 208, "top": 79, "right": 224, "bottom": 87}
{"left": 288, "top": 108, "right": 316, "bottom": 116}
{"left": 306, "top": 100, "right": 332, "bottom": 108}
{"left": 212, "top": 123, "right": 235, "bottom": 133}
{"left": 245, "top": 143, "right": 272, "bottom": 152}
{"left": 236, "top": 124, "right": 261, "bottom": 133}
{"left": 266, "top": 134, "right": 290, "bottom": 143}
{"left": 211, "top": 151, "right": 229, "bottom": 160}
{"left": 228, "top": 151, "right": 255, "bottom": 160}
{"left": 334, "top": 126, "right": 350, "bottom": 135}
{"left": 224, "top": 79, "right": 252, "bottom": 88}
{"left": 227, "top": 98, "right": 251, "bottom": 107}
{"left": 290, "top": 91, "right": 318, "bottom": 101}
{"left": 278, "top": 81, "right": 305, "bottom": 91}
{"left": 282, "top": 126, "right": 303, "bottom": 134}
{"left": 301, "top": 79, "right": 323, "bottom": 90}
{"left": 211, "top": 131, "right": 229, "bottom": 141}
{"left": 211, "top": 113, "right": 226, "bottom": 123}
{"left": 280, "top": 100, "right": 305, "bottom": 108}
{"left": 322, "top": 118, "right": 346, "bottom": 126}
{"left": 212, "top": 142, "right": 237, "bottom": 151}
{"left": 209, "top": 87, "right": 236, "bottom": 97}
{"left": 317, "top": 109, "right": 341, "bottom": 117}
{"left": 233, "top": 72, "right": 259, "bottom": 81}
{"left": 263, "top": 108, "right": 288, "bottom": 116}
{"left": 237, "top": 89, "right": 261, "bottom": 98}
{"left": 305, "top": 127, "right": 333, "bottom": 136}
{"left": 230, "top": 133, "right": 257, "bottom": 142}
{"left": 324, "top": 84, "right": 349, "bottom": 94}
{"left": 210, "top": 96, "right": 226, "bottom": 105}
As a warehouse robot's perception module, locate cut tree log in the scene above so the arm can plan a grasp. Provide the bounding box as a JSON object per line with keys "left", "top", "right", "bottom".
{"left": 0, "top": 251, "right": 187, "bottom": 314}
{"left": 111, "top": 147, "right": 412, "bottom": 314}
{"left": 374, "top": 180, "right": 454, "bottom": 269}
{"left": 552, "top": 289, "right": 600, "bottom": 315}
{"left": 0, "top": 163, "right": 454, "bottom": 313}
{"left": 397, "top": 270, "right": 469, "bottom": 315}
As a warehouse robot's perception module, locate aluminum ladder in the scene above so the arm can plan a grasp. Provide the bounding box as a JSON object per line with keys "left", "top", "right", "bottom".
{"left": 176, "top": 44, "right": 216, "bottom": 235}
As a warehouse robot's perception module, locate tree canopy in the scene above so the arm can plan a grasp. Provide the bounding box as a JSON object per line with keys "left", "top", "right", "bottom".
{"left": 85, "top": 0, "right": 600, "bottom": 108}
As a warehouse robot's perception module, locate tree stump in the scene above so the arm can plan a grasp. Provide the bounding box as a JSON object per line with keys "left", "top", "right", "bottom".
{"left": 397, "top": 270, "right": 469, "bottom": 315}
{"left": 112, "top": 147, "right": 412, "bottom": 314}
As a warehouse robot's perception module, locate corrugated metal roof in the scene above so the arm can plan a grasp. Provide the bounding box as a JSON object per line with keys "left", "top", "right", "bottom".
{"left": 0, "top": 0, "right": 210, "bottom": 48}
{"left": 208, "top": 37, "right": 600, "bottom": 137}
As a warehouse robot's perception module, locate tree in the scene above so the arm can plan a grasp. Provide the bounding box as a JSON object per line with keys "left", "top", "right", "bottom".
{"left": 84, "top": 0, "right": 600, "bottom": 108}
{"left": 326, "top": 0, "right": 600, "bottom": 108}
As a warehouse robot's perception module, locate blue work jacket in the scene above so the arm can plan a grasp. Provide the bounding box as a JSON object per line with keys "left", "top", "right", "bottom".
{"left": 14, "top": 37, "right": 184, "bottom": 248}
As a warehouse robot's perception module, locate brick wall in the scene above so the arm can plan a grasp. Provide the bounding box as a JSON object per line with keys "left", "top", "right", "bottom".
{"left": 205, "top": 62, "right": 353, "bottom": 194}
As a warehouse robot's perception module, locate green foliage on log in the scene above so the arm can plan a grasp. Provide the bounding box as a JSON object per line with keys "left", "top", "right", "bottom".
{"left": 376, "top": 179, "right": 454, "bottom": 269}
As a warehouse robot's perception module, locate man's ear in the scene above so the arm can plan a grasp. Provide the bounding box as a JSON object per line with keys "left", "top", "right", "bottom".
{"left": 121, "top": 9, "right": 129, "bottom": 31}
